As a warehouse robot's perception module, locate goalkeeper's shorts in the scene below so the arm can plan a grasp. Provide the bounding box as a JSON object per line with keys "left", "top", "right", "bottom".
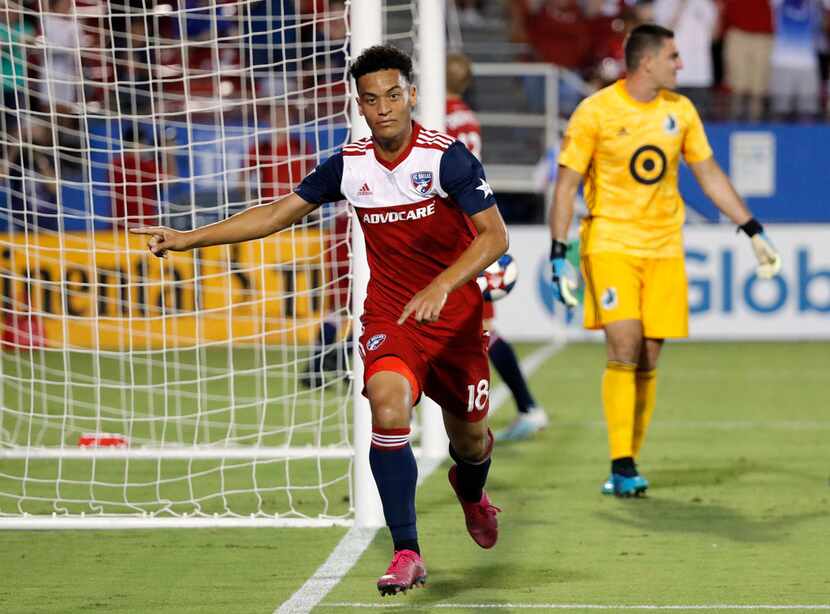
{"left": 581, "top": 252, "right": 688, "bottom": 339}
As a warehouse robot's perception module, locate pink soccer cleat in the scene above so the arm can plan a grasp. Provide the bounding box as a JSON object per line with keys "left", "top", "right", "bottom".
{"left": 377, "top": 549, "right": 427, "bottom": 596}
{"left": 448, "top": 464, "right": 501, "bottom": 549}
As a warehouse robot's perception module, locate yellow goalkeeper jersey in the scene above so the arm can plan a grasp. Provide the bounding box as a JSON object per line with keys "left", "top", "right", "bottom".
{"left": 558, "top": 80, "right": 713, "bottom": 258}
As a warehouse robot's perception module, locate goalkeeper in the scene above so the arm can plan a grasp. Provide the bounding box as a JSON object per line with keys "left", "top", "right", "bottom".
{"left": 548, "top": 24, "right": 782, "bottom": 497}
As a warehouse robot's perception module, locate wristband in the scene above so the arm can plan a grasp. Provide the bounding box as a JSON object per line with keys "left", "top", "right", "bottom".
{"left": 550, "top": 239, "right": 568, "bottom": 260}
{"left": 738, "top": 218, "right": 763, "bottom": 237}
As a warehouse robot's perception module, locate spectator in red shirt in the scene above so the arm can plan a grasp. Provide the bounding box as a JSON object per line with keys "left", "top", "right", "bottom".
{"left": 586, "top": 7, "right": 647, "bottom": 88}
{"left": 722, "top": 0, "right": 775, "bottom": 119}
{"left": 111, "top": 126, "right": 178, "bottom": 229}
{"left": 517, "top": 0, "right": 593, "bottom": 72}
{"left": 245, "top": 106, "right": 313, "bottom": 201}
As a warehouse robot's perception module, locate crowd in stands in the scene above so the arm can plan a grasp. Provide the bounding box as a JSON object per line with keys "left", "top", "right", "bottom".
{"left": 2, "top": 0, "right": 829, "bottom": 233}
{"left": 506, "top": 0, "right": 830, "bottom": 121}
{"left": 0, "top": 0, "right": 346, "bottom": 232}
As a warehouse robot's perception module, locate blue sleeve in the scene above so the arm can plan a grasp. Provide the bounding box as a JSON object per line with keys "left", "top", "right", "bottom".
{"left": 294, "top": 153, "right": 345, "bottom": 205}
{"left": 439, "top": 141, "right": 497, "bottom": 217}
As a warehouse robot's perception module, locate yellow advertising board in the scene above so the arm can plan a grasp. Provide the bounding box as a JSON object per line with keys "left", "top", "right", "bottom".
{"left": 0, "top": 230, "right": 335, "bottom": 349}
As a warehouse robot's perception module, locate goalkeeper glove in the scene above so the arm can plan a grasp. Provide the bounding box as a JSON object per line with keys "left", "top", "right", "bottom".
{"left": 550, "top": 239, "right": 578, "bottom": 307}
{"left": 739, "top": 218, "right": 782, "bottom": 279}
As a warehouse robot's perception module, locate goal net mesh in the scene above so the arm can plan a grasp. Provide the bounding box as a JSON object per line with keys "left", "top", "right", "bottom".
{"left": 0, "top": 0, "right": 360, "bottom": 523}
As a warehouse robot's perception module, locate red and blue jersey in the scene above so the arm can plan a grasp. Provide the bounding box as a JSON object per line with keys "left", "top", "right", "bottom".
{"left": 295, "top": 122, "right": 497, "bottom": 338}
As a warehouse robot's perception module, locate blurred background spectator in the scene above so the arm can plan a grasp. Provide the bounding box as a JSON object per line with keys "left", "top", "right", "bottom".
{"left": 515, "top": 0, "right": 593, "bottom": 73}
{"left": 111, "top": 16, "right": 156, "bottom": 117}
{"left": 456, "top": 0, "right": 487, "bottom": 27}
{"left": 175, "top": 0, "right": 240, "bottom": 73}
{"left": 244, "top": 105, "right": 313, "bottom": 202}
{"left": 39, "top": 0, "right": 83, "bottom": 114}
{"left": 110, "top": 124, "right": 179, "bottom": 229}
{"left": 2, "top": 0, "right": 829, "bottom": 235}
{"left": 653, "top": 0, "right": 719, "bottom": 113}
{"left": 6, "top": 121, "right": 60, "bottom": 231}
{"left": 0, "top": 0, "right": 34, "bottom": 126}
{"left": 820, "top": 0, "right": 830, "bottom": 116}
{"left": 769, "top": 0, "right": 823, "bottom": 120}
{"left": 722, "top": 0, "right": 774, "bottom": 120}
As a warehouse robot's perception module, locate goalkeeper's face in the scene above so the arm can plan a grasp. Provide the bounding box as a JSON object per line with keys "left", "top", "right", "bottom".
{"left": 356, "top": 69, "right": 417, "bottom": 142}
{"left": 651, "top": 38, "right": 682, "bottom": 91}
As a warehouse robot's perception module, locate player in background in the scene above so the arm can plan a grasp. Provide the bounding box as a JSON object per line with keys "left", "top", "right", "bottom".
{"left": 549, "top": 24, "right": 781, "bottom": 497}
{"left": 445, "top": 53, "right": 548, "bottom": 442}
{"left": 132, "top": 45, "right": 506, "bottom": 596}
{"left": 297, "top": 205, "right": 352, "bottom": 389}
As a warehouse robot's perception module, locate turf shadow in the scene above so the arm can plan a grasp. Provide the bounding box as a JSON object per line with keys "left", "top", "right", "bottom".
{"left": 644, "top": 458, "right": 823, "bottom": 489}
{"left": 407, "top": 560, "right": 590, "bottom": 604}
{"left": 594, "top": 495, "right": 826, "bottom": 543}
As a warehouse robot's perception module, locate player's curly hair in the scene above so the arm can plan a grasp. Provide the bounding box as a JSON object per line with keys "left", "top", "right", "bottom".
{"left": 349, "top": 44, "right": 413, "bottom": 84}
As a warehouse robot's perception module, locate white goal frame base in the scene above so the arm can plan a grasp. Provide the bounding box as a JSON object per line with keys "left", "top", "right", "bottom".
{"left": 0, "top": 445, "right": 431, "bottom": 529}
{"left": 0, "top": 516, "right": 354, "bottom": 530}
{"left": 0, "top": 446, "right": 355, "bottom": 460}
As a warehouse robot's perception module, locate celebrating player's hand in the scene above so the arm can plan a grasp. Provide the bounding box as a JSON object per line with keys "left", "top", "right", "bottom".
{"left": 398, "top": 282, "right": 449, "bottom": 325}
{"left": 739, "top": 219, "right": 782, "bottom": 279}
{"left": 129, "top": 226, "right": 192, "bottom": 259}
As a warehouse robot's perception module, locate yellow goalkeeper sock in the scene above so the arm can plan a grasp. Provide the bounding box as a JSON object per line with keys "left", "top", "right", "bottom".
{"left": 632, "top": 369, "right": 657, "bottom": 458}
{"left": 602, "top": 361, "right": 637, "bottom": 461}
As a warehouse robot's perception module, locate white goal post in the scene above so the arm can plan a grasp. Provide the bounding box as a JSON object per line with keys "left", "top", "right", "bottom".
{"left": 0, "top": 0, "right": 447, "bottom": 529}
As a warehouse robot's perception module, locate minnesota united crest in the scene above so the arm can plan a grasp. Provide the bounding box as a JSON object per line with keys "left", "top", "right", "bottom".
{"left": 411, "top": 171, "right": 433, "bottom": 195}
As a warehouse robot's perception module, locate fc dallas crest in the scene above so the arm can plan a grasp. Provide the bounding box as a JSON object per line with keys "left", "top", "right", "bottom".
{"left": 410, "top": 171, "right": 433, "bottom": 194}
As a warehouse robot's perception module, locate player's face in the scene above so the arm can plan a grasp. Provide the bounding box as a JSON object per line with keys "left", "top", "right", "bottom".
{"left": 652, "top": 39, "right": 683, "bottom": 90}
{"left": 356, "top": 69, "right": 417, "bottom": 141}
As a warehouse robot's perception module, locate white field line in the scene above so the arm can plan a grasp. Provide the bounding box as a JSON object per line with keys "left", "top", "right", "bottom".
{"left": 319, "top": 603, "right": 830, "bottom": 610}
{"left": 274, "top": 341, "right": 565, "bottom": 614}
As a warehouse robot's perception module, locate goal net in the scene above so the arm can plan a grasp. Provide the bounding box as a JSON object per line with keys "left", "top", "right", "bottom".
{"left": 0, "top": 0, "right": 357, "bottom": 527}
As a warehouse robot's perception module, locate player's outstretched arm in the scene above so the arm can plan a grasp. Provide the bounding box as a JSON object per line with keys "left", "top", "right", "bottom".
{"left": 130, "top": 192, "right": 317, "bottom": 258}
{"left": 397, "top": 205, "right": 508, "bottom": 325}
{"left": 690, "top": 156, "right": 782, "bottom": 278}
{"left": 548, "top": 165, "right": 582, "bottom": 306}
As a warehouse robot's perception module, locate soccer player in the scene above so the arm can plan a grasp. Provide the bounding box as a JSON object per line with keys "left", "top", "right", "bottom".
{"left": 548, "top": 24, "right": 782, "bottom": 497}
{"left": 132, "top": 45, "right": 505, "bottom": 596}
{"left": 445, "top": 52, "right": 548, "bottom": 441}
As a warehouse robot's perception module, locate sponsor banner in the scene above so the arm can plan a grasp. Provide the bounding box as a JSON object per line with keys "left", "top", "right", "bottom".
{"left": 0, "top": 230, "right": 333, "bottom": 349}
{"left": 494, "top": 225, "right": 830, "bottom": 341}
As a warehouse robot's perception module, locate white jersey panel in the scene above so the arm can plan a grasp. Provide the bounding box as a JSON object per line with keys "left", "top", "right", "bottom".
{"left": 340, "top": 137, "right": 455, "bottom": 209}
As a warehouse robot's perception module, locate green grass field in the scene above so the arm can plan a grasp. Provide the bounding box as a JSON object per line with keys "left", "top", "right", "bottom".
{"left": 2, "top": 341, "right": 829, "bottom": 613}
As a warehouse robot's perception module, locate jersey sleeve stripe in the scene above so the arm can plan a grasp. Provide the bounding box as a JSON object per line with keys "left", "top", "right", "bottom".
{"left": 417, "top": 136, "right": 454, "bottom": 148}
{"left": 419, "top": 129, "right": 455, "bottom": 143}
{"left": 418, "top": 131, "right": 454, "bottom": 144}
{"left": 415, "top": 135, "right": 454, "bottom": 150}
{"left": 414, "top": 143, "right": 450, "bottom": 153}
{"left": 342, "top": 137, "right": 372, "bottom": 151}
